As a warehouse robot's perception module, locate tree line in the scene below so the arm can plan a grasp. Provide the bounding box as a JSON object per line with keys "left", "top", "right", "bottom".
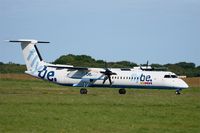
{"left": 0, "top": 54, "right": 200, "bottom": 77}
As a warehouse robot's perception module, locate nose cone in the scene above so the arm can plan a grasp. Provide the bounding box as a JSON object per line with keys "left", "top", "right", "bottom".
{"left": 179, "top": 79, "right": 189, "bottom": 89}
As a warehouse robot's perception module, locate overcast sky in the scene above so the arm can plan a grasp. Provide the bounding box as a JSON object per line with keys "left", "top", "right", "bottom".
{"left": 0, "top": 0, "right": 199, "bottom": 66}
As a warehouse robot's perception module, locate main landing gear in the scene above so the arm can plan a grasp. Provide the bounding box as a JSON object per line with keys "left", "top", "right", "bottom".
{"left": 80, "top": 88, "right": 88, "bottom": 94}
{"left": 119, "top": 89, "right": 126, "bottom": 94}
{"left": 80, "top": 88, "right": 127, "bottom": 95}
{"left": 175, "top": 88, "right": 182, "bottom": 95}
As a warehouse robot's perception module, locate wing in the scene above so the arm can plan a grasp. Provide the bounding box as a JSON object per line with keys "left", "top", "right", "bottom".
{"left": 46, "top": 64, "right": 89, "bottom": 71}
{"left": 46, "top": 64, "right": 104, "bottom": 87}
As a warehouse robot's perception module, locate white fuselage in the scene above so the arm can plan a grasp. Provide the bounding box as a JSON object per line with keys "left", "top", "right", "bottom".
{"left": 28, "top": 66, "right": 189, "bottom": 90}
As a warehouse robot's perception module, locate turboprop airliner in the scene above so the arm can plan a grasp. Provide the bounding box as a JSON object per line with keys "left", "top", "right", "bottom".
{"left": 8, "top": 39, "right": 188, "bottom": 94}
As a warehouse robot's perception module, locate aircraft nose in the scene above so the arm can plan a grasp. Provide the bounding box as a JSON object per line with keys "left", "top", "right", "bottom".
{"left": 180, "top": 79, "right": 189, "bottom": 89}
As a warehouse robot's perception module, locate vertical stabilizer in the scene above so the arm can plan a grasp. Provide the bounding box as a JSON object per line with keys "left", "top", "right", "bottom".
{"left": 9, "top": 39, "right": 49, "bottom": 73}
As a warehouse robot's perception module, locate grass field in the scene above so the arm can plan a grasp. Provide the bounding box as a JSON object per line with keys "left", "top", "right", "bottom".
{"left": 0, "top": 74, "right": 200, "bottom": 133}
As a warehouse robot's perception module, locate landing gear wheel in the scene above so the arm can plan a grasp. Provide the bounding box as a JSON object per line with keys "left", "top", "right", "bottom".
{"left": 176, "top": 91, "right": 181, "bottom": 95}
{"left": 80, "top": 88, "right": 88, "bottom": 94}
{"left": 175, "top": 89, "right": 181, "bottom": 95}
{"left": 119, "top": 89, "right": 126, "bottom": 94}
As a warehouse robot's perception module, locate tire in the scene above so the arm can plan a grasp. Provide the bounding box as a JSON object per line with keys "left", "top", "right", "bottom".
{"left": 175, "top": 89, "right": 181, "bottom": 95}
{"left": 80, "top": 88, "right": 87, "bottom": 94}
{"left": 119, "top": 89, "right": 126, "bottom": 94}
{"left": 176, "top": 91, "right": 180, "bottom": 95}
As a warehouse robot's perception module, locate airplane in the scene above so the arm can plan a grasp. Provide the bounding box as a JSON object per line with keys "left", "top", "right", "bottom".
{"left": 8, "top": 39, "right": 189, "bottom": 95}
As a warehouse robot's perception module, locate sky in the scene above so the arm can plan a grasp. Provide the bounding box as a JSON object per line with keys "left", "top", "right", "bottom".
{"left": 0, "top": 0, "right": 200, "bottom": 66}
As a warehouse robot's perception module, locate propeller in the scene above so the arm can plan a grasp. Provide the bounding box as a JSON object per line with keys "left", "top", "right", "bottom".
{"left": 140, "top": 60, "right": 168, "bottom": 71}
{"left": 140, "top": 60, "right": 151, "bottom": 71}
{"left": 146, "top": 60, "right": 149, "bottom": 69}
{"left": 100, "top": 62, "right": 117, "bottom": 86}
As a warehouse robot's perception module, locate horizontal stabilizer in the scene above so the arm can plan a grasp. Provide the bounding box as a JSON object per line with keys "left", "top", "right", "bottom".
{"left": 7, "top": 39, "right": 50, "bottom": 44}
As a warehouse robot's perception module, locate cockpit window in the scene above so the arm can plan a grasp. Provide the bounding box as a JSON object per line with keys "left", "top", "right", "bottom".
{"left": 164, "top": 75, "right": 171, "bottom": 78}
{"left": 171, "top": 75, "right": 177, "bottom": 78}
{"left": 164, "top": 75, "right": 178, "bottom": 78}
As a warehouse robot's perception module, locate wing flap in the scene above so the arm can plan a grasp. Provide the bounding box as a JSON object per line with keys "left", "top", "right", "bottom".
{"left": 73, "top": 78, "right": 97, "bottom": 87}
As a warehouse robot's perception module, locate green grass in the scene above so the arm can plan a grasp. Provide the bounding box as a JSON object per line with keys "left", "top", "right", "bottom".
{"left": 0, "top": 79, "right": 200, "bottom": 133}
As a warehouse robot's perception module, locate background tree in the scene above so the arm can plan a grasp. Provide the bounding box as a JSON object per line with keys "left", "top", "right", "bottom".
{"left": 1, "top": 54, "right": 199, "bottom": 77}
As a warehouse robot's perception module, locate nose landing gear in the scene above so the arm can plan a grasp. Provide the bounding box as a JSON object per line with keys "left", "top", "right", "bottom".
{"left": 175, "top": 88, "right": 182, "bottom": 95}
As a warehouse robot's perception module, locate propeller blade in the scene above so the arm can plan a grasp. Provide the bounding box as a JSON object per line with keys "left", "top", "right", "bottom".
{"left": 105, "top": 61, "right": 107, "bottom": 68}
{"left": 112, "top": 72, "right": 117, "bottom": 75}
{"left": 146, "top": 60, "right": 149, "bottom": 68}
{"left": 108, "top": 75, "right": 112, "bottom": 86}
{"left": 100, "top": 71, "right": 106, "bottom": 74}
{"left": 103, "top": 76, "right": 108, "bottom": 84}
